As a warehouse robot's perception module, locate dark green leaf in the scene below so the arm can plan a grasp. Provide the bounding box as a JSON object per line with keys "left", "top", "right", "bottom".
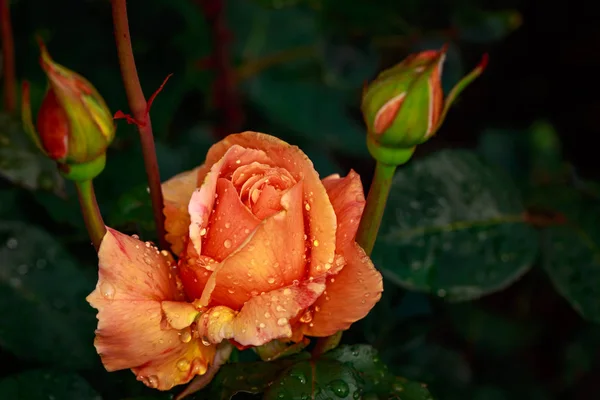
{"left": 0, "top": 222, "right": 97, "bottom": 369}
{"left": 374, "top": 150, "right": 538, "bottom": 301}
{"left": 263, "top": 359, "right": 362, "bottom": 400}
{"left": 108, "top": 184, "right": 155, "bottom": 236}
{"left": 244, "top": 75, "right": 368, "bottom": 157}
{"left": 0, "top": 369, "right": 99, "bottom": 400}
{"left": 537, "top": 185, "right": 600, "bottom": 322}
{"left": 0, "top": 113, "right": 64, "bottom": 195}
{"left": 197, "top": 354, "right": 309, "bottom": 400}
{"left": 324, "top": 344, "right": 433, "bottom": 399}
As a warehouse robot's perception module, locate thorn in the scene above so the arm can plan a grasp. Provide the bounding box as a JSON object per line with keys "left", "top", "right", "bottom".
{"left": 113, "top": 73, "right": 173, "bottom": 128}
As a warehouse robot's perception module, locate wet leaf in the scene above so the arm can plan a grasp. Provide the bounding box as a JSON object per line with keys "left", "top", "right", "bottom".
{"left": 324, "top": 344, "right": 433, "bottom": 399}
{"left": 0, "top": 113, "right": 64, "bottom": 195}
{"left": 0, "top": 222, "right": 97, "bottom": 369}
{"left": 537, "top": 185, "right": 600, "bottom": 322}
{"left": 0, "top": 369, "right": 99, "bottom": 400}
{"left": 263, "top": 358, "right": 362, "bottom": 400}
{"left": 374, "top": 150, "right": 538, "bottom": 301}
{"left": 195, "top": 354, "right": 309, "bottom": 400}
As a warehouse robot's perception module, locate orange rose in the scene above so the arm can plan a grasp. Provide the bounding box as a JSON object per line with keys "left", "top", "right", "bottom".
{"left": 87, "top": 132, "right": 383, "bottom": 390}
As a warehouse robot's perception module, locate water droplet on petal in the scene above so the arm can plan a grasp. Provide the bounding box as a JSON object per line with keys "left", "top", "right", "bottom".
{"left": 201, "top": 336, "right": 211, "bottom": 346}
{"left": 225, "top": 222, "right": 231, "bottom": 229}
{"left": 224, "top": 239, "right": 232, "bottom": 249}
{"left": 313, "top": 240, "right": 319, "bottom": 247}
{"left": 292, "top": 279, "right": 299, "bottom": 286}
{"left": 305, "top": 203, "right": 311, "bottom": 211}
{"left": 177, "top": 358, "right": 190, "bottom": 372}
{"left": 267, "top": 277, "right": 275, "bottom": 284}
{"left": 264, "top": 312, "right": 271, "bottom": 318}
{"left": 228, "top": 288, "right": 235, "bottom": 294}
{"left": 259, "top": 323, "right": 266, "bottom": 329}
{"left": 179, "top": 328, "right": 192, "bottom": 343}
{"left": 100, "top": 281, "right": 115, "bottom": 300}
{"left": 299, "top": 310, "right": 313, "bottom": 323}
{"left": 277, "top": 317, "right": 288, "bottom": 326}
{"left": 146, "top": 375, "right": 159, "bottom": 389}
{"left": 200, "top": 228, "right": 207, "bottom": 236}
{"left": 283, "top": 288, "right": 292, "bottom": 296}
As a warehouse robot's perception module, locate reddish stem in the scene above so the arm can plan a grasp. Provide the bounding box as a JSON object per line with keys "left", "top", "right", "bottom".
{"left": 196, "top": 0, "right": 243, "bottom": 138}
{"left": 0, "top": 0, "right": 16, "bottom": 114}
{"left": 110, "top": 0, "right": 168, "bottom": 250}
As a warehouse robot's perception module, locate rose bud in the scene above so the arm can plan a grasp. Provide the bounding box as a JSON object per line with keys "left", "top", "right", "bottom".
{"left": 361, "top": 46, "right": 487, "bottom": 165}
{"left": 87, "top": 132, "right": 383, "bottom": 391}
{"left": 21, "top": 41, "right": 115, "bottom": 181}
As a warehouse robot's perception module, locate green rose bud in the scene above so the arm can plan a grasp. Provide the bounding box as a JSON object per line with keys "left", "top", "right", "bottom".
{"left": 361, "top": 45, "right": 488, "bottom": 165}
{"left": 21, "top": 40, "right": 115, "bottom": 181}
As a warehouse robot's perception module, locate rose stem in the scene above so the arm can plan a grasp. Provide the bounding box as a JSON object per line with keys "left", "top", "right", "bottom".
{"left": 313, "top": 161, "right": 397, "bottom": 356}
{"left": 75, "top": 180, "right": 106, "bottom": 252}
{"left": 110, "top": 0, "right": 168, "bottom": 250}
{"left": 355, "top": 161, "right": 397, "bottom": 255}
{"left": 0, "top": 0, "right": 16, "bottom": 114}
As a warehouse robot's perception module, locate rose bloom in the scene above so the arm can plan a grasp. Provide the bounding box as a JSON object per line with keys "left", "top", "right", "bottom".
{"left": 87, "top": 132, "right": 383, "bottom": 390}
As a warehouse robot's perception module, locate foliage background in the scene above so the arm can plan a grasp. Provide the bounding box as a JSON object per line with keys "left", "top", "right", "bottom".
{"left": 1, "top": 0, "right": 599, "bottom": 399}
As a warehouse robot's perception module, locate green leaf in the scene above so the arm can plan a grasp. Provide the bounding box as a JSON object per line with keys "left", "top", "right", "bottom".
{"left": 537, "top": 185, "right": 600, "bottom": 322}
{"left": 0, "top": 113, "right": 64, "bottom": 195}
{"left": 196, "top": 354, "right": 309, "bottom": 400}
{"left": 374, "top": 150, "right": 538, "bottom": 302}
{"left": 244, "top": 75, "right": 369, "bottom": 157}
{"left": 108, "top": 184, "right": 155, "bottom": 237}
{"left": 0, "top": 369, "right": 99, "bottom": 400}
{"left": 263, "top": 359, "right": 362, "bottom": 400}
{"left": 0, "top": 222, "right": 97, "bottom": 369}
{"left": 324, "top": 344, "right": 433, "bottom": 399}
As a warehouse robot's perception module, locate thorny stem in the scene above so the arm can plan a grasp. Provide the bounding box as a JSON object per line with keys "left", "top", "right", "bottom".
{"left": 75, "top": 180, "right": 106, "bottom": 252}
{"left": 0, "top": 0, "right": 16, "bottom": 114}
{"left": 195, "top": 0, "right": 243, "bottom": 138}
{"left": 313, "top": 162, "right": 398, "bottom": 356}
{"left": 110, "top": 0, "right": 168, "bottom": 250}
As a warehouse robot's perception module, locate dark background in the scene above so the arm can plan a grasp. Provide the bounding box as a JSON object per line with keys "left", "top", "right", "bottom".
{"left": 1, "top": 0, "right": 599, "bottom": 399}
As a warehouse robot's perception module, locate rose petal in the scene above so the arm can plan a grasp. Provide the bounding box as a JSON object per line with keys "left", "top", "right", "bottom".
{"left": 202, "top": 178, "right": 261, "bottom": 261}
{"left": 87, "top": 228, "right": 179, "bottom": 302}
{"left": 162, "top": 301, "right": 201, "bottom": 330}
{"left": 87, "top": 229, "right": 213, "bottom": 390}
{"left": 322, "top": 170, "right": 366, "bottom": 249}
{"left": 252, "top": 184, "right": 283, "bottom": 220}
{"left": 163, "top": 167, "right": 202, "bottom": 256}
{"left": 197, "top": 279, "right": 326, "bottom": 346}
{"left": 189, "top": 145, "right": 272, "bottom": 256}
{"left": 196, "top": 132, "right": 337, "bottom": 277}
{"left": 299, "top": 243, "right": 383, "bottom": 337}
{"left": 178, "top": 242, "right": 218, "bottom": 301}
{"left": 199, "top": 181, "right": 306, "bottom": 309}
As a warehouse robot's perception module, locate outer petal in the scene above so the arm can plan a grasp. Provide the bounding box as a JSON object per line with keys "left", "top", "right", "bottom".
{"left": 299, "top": 243, "right": 383, "bottom": 337}
{"left": 163, "top": 167, "right": 202, "bottom": 256}
{"left": 321, "top": 170, "right": 366, "bottom": 250}
{"left": 196, "top": 132, "right": 337, "bottom": 277}
{"left": 198, "top": 181, "right": 306, "bottom": 309}
{"left": 188, "top": 145, "right": 272, "bottom": 256}
{"left": 197, "top": 278, "right": 326, "bottom": 346}
{"left": 87, "top": 229, "right": 214, "bottom": 390}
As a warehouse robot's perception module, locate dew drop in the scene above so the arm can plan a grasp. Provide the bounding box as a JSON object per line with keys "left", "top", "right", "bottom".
{"left": 132, "top": 234, "right": 140, "bottom": 239}
{"left": 259, "top": 323, "right": 266, "bottom": 329}
{"left": 283, "top": 288, "right": 292, "bottom": 296}
{"left": 146, "top": 375, "right": 159, "bottom": 389}
{"left": 179, "top": 328, "right": 192, "bottom": 343}
{"left": 228, "top": 288, "right": 235, "bottom": 294}
{"left": 276, "top": 305, "right": 286, "bottom": 312}
{"left": 277, "top": 317, "right": 288, "bottom": 326}
{"left": 305, "top": 203, "right": 311, "bottom": 211}
{"left": 100, "top": 281, "right": 115, "bottom": 300}
{"left": 324, "top": 263, "right": 332, "bottom": 271}
{"left": 6, "top": 238, "right": 18, "bottom": 249}
{"left": 299, "top": 310, "right": 313, "bottom": 323}
{"left": 223, "top": 239, "right": 232, "bottom": 249}
{"left": 264, "top": 312, "right": 271, "bottom": 318}
{"left": 292, "top": 279, "right": 299, "bottom": 286}
{"left": 225, "top": 222, "right": 231, "bottom": 229}
{"left": 267, "top": 277, "right": 275, "bottom": 284}
{"left": 313, "top": 240, "right": 319, "bottom": 247}
{"left": 328, "top": 379, "right": 349, "bottom": 397}
{"left": 200, "top": 228, "right": 207, "bottom": 236}
{"left": 201, "top": 336, "right": 211, "bottom": 346}
{"left": 177, "top": 358, "right": 190, "bottom": 372}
